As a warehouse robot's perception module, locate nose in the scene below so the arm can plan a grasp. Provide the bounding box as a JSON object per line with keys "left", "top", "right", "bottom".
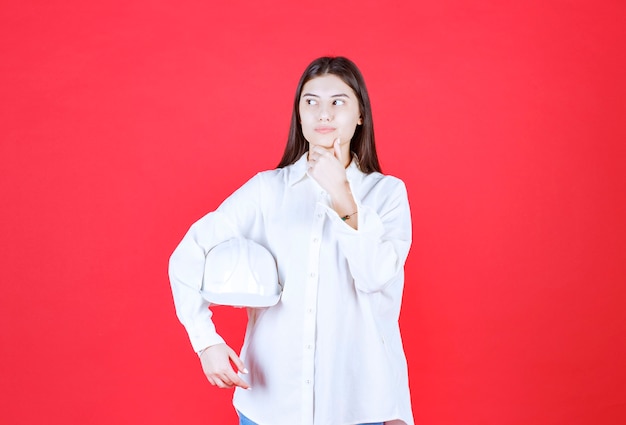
{"left": 318, "top": 105, "right": 332, "bottom": 122}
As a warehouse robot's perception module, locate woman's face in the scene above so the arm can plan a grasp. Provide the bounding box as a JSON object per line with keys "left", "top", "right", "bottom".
{"left": 299, "top": 74, "right": 362, "bottom": 150}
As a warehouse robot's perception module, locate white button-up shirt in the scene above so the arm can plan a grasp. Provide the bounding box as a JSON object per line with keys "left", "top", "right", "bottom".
{"left": 169, "top": 153, "right": 414, "bottom": 425}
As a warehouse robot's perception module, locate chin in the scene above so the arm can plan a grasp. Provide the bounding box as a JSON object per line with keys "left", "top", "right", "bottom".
{"left": 308, "top": 139, "right": 334, "bottom": 149}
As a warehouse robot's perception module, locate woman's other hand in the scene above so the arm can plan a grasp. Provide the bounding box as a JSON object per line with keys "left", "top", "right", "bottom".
{"left": 199, "top": 343, "right": 250, "bottom": 390}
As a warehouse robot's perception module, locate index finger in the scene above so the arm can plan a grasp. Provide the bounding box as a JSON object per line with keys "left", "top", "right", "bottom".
{"left": 225, "top": 370, "right": 251, "bottom": 390}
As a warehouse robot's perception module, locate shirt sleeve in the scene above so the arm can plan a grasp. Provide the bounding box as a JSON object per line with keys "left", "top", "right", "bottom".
{"left": 168, "top": 174, "right": 263, "bottom": 352}
{"left": 321, "top": 176, "right": 412, "bottom": 294}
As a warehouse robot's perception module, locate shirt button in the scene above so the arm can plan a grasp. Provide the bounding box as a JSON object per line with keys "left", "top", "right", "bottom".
{"left": 306, "top": 344, "right": 312, "bottom": 349}
{"left": 313, "top": 238, "right": 319, "bottom": 243}
{"left": 307, "top": 308, "right": 313, "bottom": 314}
{"left": 305, "top": 380, "right": 311, "bottom": 384}
{"left": 310, "top": 272, "right": 316, "bottom": 278}
{"left": 317, "top": 213, "right": 323, "bottom": 219}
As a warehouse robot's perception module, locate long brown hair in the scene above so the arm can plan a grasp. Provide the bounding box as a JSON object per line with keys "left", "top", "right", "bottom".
{"left": 277, "top": 57, "right": 382, "bottom": 174}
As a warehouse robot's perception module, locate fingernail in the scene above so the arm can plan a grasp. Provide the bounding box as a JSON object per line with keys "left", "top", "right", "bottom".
{"left": 242, "top": 368, "right": 249, "bottom": 374}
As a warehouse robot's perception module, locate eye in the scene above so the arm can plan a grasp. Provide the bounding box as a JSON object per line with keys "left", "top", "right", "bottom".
{"left": 304, "top": 98, "right": 318, "bottom": 106}
{"left": 333, "top": 99, "right": 346, "bottom": 106}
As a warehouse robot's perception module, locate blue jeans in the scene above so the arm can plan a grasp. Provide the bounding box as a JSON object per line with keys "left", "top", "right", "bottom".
{"left": 238, "top": 410, "right": 383, "bottom": 425}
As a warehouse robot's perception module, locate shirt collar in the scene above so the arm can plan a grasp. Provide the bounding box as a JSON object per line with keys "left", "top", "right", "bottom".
{"left": 287, "top": 152, "right": 364, "bottom": 187}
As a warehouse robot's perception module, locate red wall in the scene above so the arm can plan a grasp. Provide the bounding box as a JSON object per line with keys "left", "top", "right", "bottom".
{"left": 1, "top": 1, "right": 625, "bottom": 424}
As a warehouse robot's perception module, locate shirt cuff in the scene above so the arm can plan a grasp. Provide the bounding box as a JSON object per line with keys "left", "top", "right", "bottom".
{"left": 320, "top": 201, "right": 385, "bottom": 238}
{"left": 188, "top": 324, "right": 226, "bottom": 354}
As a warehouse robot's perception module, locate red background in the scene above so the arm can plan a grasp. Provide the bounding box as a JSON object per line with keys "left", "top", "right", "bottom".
{"left": 1, "top": 1, "right": 625, "bottom": 424}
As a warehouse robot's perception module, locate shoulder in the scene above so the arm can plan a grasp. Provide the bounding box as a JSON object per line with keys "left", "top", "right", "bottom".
{"left": 254, "top": 167, "right": 290, "bottom": 184}
{"left": 236, "top": 167, "right": 293, "bottom": 197}
{"left": 362, "top": 171, "right": 407, "bottom": 192}
{"left": 366, "top": 171, "right": 404, "bottom": 184}
{"left": 255, "top": 158, "right": 306, "bottom": 186}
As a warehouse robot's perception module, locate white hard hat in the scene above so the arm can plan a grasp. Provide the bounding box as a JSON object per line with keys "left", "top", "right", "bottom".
{"left": 202, "top": 238, "right": 281, "bottom": 307}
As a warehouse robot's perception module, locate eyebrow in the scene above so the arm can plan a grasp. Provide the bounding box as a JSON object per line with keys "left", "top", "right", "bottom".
{"left": 301, "top": 93, "right": 350, "bottom": 98}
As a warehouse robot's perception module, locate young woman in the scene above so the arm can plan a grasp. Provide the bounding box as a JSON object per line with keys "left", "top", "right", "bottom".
{"left": 169, "top": 56, "right": 414, "bottom": 425}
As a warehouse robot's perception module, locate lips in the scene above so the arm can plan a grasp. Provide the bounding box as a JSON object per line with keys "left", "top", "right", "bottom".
{"left": 314, "top": 126, "right": 336, "bottom": 134}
